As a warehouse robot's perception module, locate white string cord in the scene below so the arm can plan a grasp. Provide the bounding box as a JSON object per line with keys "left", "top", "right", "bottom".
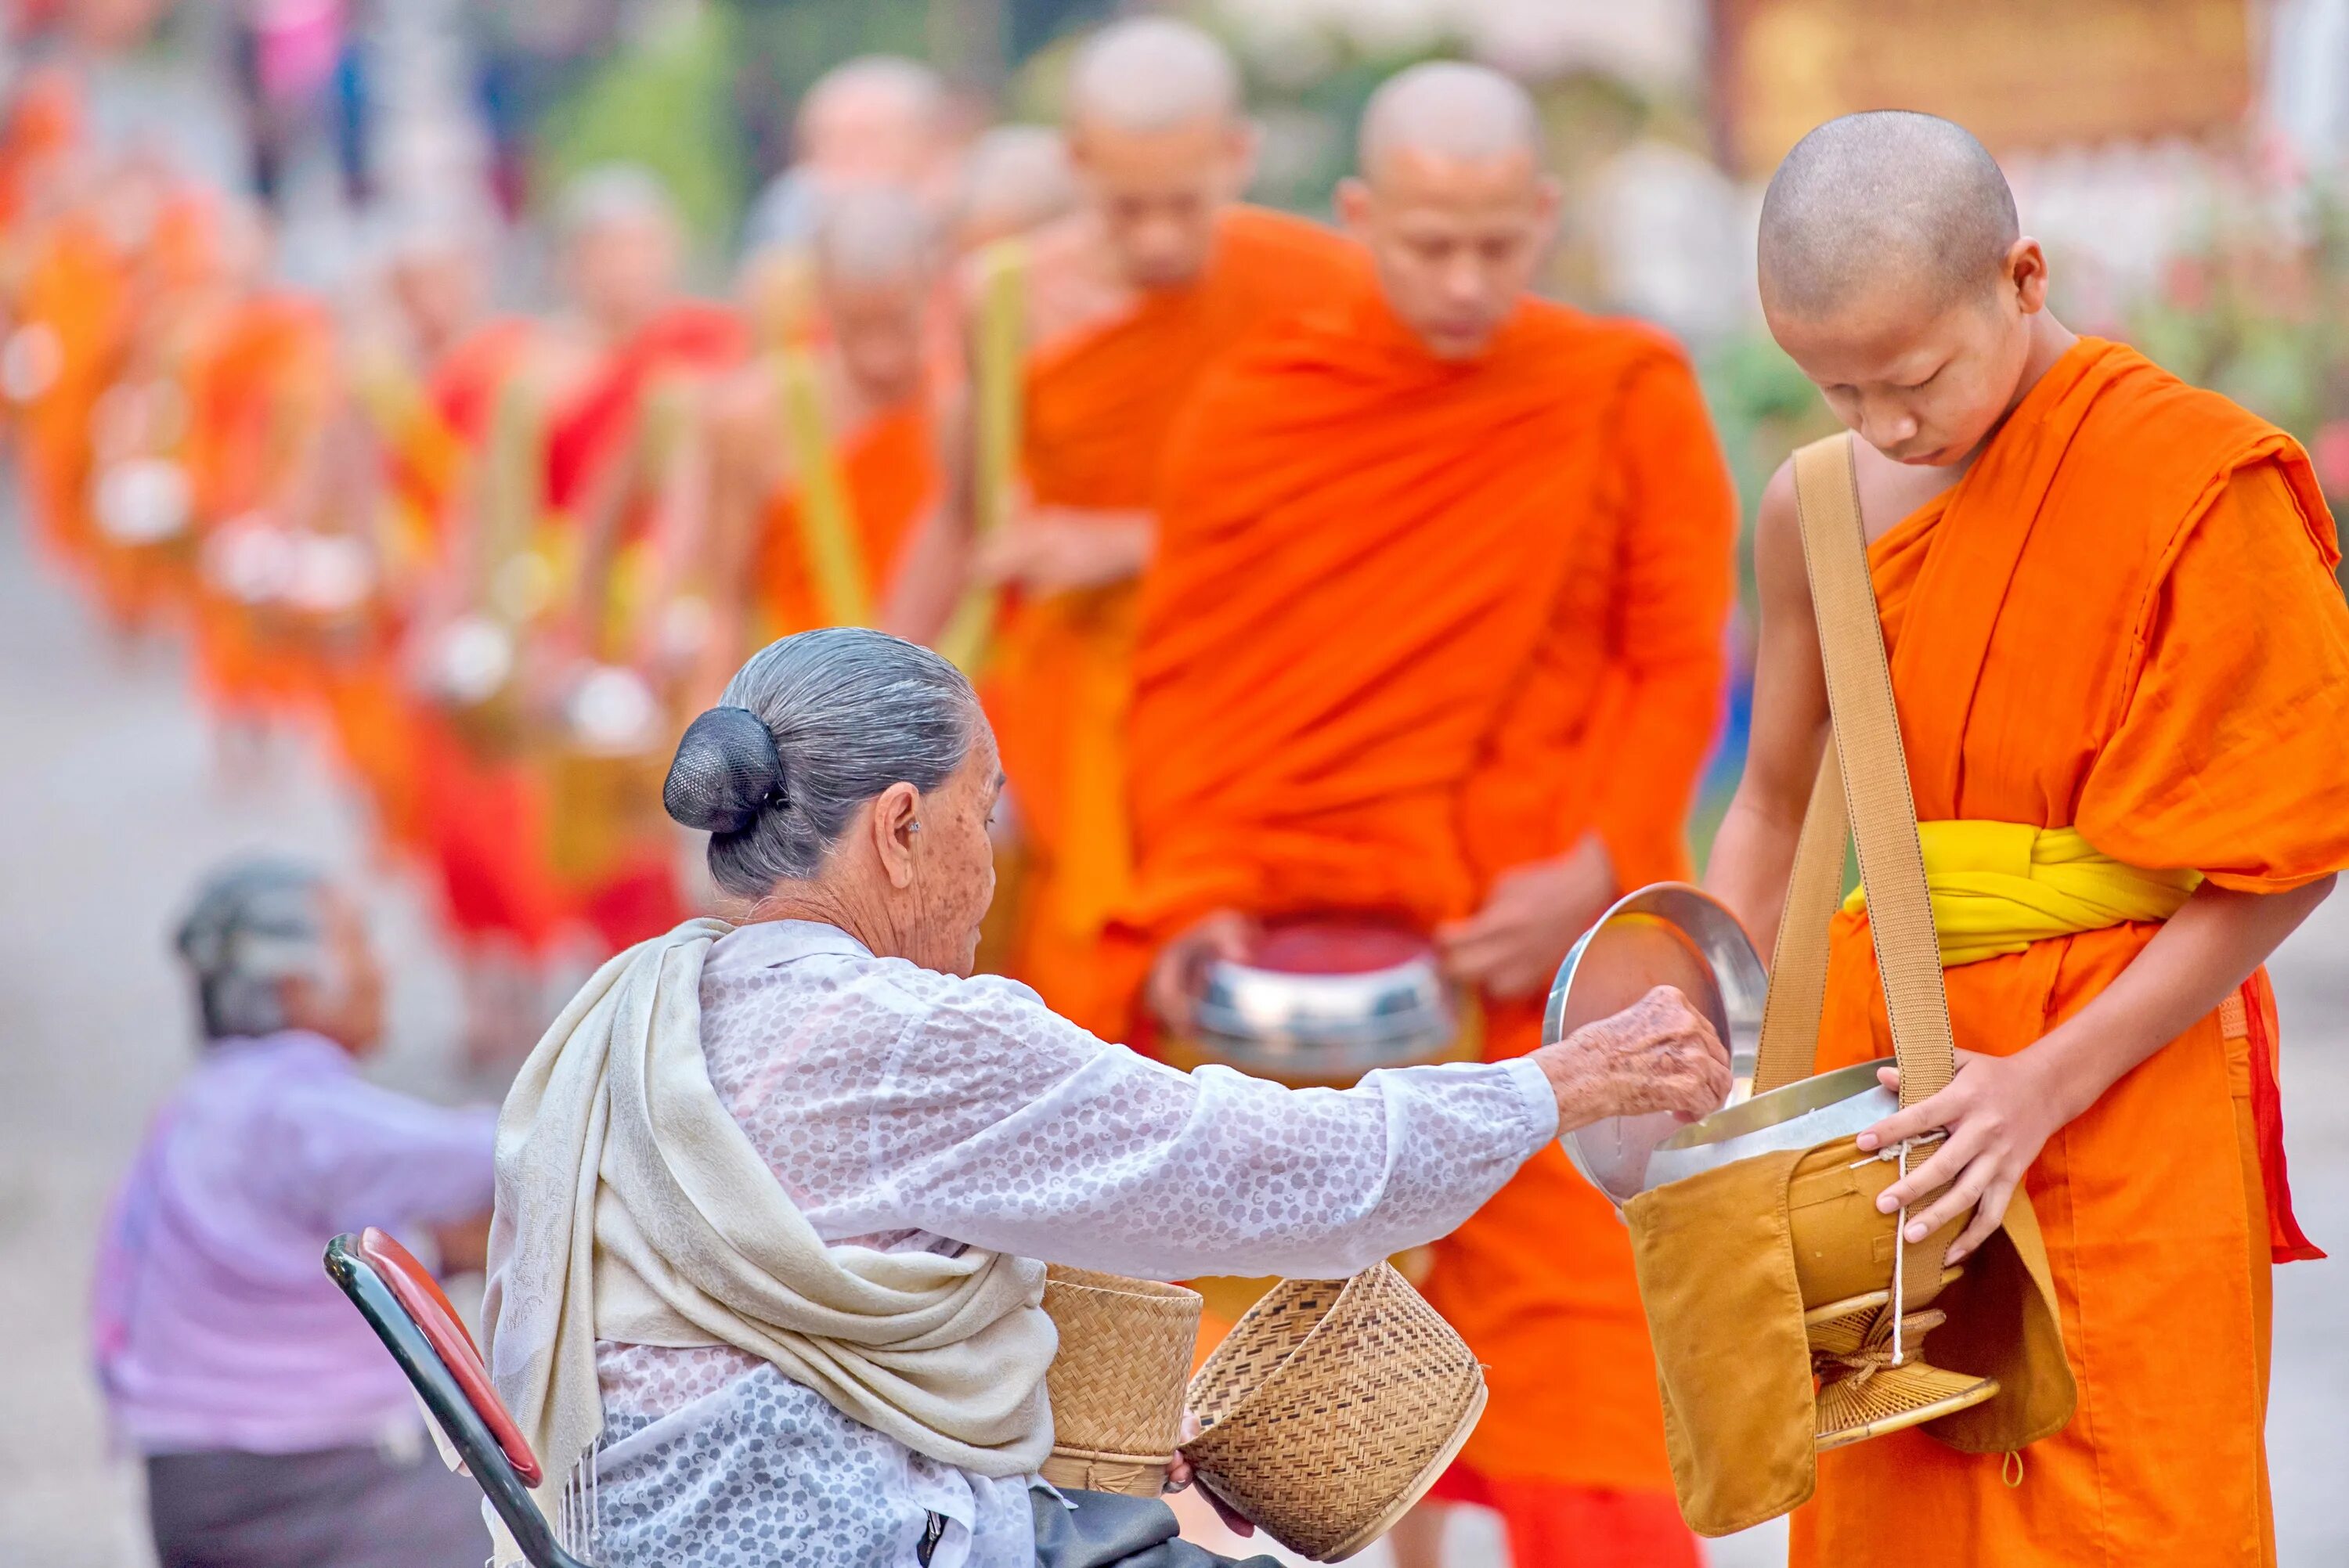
{"left": 1890, "top": 1140, "right": 1910, "bottom": 1367}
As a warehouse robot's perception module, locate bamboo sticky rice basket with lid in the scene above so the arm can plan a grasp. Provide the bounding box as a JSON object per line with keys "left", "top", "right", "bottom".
{"left": 1039, "top": 1267, "right": 1202, "bottom": 1498}
{"left": 1178, "top": 1262, "right": 1485, "bottom": 1562}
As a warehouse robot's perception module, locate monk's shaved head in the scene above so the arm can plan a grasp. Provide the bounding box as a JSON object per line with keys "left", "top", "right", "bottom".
{"left": 813, "top": 185, "right": 935, "bottom": 286}
{"left": 1066, "top": 17, "right": 1240, "bottom": 134}
{"left": 1759, "top": 111, "right": 2019, "bottom": 320}
{"left": 1357, "top": 61, "right": 1543, "bottom": 178}
{"left": 799, "top": 55, "right": 946, "bottom": 145}
{"left": 956, "top": 124, "right": 1076, "bottom": 247}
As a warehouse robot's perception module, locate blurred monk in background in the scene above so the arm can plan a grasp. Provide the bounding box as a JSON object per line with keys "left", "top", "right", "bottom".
{"left": 740, "top": 54, "right": 956, "bottom": 260}
{"left": 1711, "top": 110, "right": 2349, "bottom": 1568}
{"left": 1120, "top": 63, "right": 1734, "bottom": 1568}
{"left": 537, "top": 166, "right": 745, "bottom": 956}
{"left": 698, "top": 186, "right": 947, "bottom": 684}
{"left": 895, "top": 16, "right": 1365, "bottom": 1036}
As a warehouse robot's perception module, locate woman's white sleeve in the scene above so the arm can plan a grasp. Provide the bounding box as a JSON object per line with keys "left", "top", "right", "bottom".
{"left": 853, "top": 977, "right": 1561, "bottom": 1281}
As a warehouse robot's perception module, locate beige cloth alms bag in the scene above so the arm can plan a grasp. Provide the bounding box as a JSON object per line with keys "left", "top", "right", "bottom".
{"left": 1620, "top": 435, "right": 2073, "bottom": 1537}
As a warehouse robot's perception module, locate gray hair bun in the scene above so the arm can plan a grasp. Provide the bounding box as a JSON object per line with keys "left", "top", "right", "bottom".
{"left": 664, "top": 706, "right": 787, "bottom": 835}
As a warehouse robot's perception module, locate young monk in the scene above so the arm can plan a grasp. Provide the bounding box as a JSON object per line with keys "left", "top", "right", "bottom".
{"left": 1706, "top": 111, "right": 2349, "bottom": 1568}
{"left": 893, "top": 16, "right": 1366, "bottom": 1035}
{"left": 698, "top": 186, "right": 946, "bottom": 683}
{"left": 1119, "top": 63, "right": 1735, "bottom": 1568}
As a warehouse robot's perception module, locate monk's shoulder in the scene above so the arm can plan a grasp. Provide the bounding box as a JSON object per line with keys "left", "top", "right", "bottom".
{"left": 1216, "top": 204, "right": 1365, "bottom": 289}
{"left": 1510, "top": 299, "right": 1695, "bottom": 392}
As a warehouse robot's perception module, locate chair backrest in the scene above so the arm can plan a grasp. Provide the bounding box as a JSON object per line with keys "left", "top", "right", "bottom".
{"left": 324, "top": 1231, "right": 588, "bottom": 1568}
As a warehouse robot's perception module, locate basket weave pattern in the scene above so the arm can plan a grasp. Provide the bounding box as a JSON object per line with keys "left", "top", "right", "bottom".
{"left": 1180, "top": 1263, "right": 1485, "bottom": 1562}
{"left": 1040, "top": 1267, "right": 1202, "bottom": 1498}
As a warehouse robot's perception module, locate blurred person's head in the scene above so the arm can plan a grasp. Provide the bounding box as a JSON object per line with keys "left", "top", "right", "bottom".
{"left": 174, "top": 860, "right": 384, "bottom": 1054}
{"left": 1338, "top": 62, "right": 1558, "bottom": 362}
{"left": 665, "top": 630, "right": 998, "bottom": 976}
{"left": 811, "top": 186, "right": 936, "bottom": 406}
{"left": 796, "top": 56, "right": 951, "bottom": 193}
{"left": 953, "top": 124, "right": 1076, "bottom": 252}
{"left": 382, "top": 209, "right": 493, "bottom": 359}
{"left": 1063, "top": 17, "right": 1254, "bottom": 290}
{"left": 1758, "top": 111, "right": 2048, "bottom": 468}
{"left": 557, "top": 164, "right": 684, "bottom": 342}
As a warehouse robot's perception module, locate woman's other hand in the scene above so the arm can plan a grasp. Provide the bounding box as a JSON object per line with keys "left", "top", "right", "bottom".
{"left": 1167, "top": 1412, "right": 1254, "bottom": 1537}
{"left": 1538, "top": 984, "right": 1731, "bottom": 1132}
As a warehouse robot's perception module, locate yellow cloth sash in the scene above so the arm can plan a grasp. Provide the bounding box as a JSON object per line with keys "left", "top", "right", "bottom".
{"left": 1842, "top": 820, "right": 2202, "bottom": 968}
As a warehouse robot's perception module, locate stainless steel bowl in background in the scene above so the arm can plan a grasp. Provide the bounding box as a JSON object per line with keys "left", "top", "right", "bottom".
{"left": 1184, "top": 922, "right": 1465, "bottom": 1085}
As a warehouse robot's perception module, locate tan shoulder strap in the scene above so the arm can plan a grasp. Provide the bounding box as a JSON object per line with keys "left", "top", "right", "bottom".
{"left": 1748, "top": 434, "right": 1956, "bottom": 1109}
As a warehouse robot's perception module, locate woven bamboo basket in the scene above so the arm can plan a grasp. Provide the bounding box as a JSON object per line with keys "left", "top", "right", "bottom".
{"left": 1040, "top": 1267, "right": 1203, "bottom": 1498}
{"left": 1179, "top": 1263, "right": 1485, "bottom": 1562}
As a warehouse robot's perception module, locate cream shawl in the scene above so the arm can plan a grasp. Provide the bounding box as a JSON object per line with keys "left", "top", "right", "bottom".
{"left": 480, "top": 918, "right": 1055, "bottom": 1552}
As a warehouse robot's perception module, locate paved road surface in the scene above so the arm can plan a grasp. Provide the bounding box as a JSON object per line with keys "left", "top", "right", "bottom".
{"left": 1, "top": 510, "right": 2343, "bottom": 1566}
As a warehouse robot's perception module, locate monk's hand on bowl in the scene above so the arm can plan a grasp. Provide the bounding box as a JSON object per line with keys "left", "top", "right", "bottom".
{"left": 1147, "top": 910, "right": 1256, "bottom": 1032}
{"left": 1434, "top": 835, "right": 1616, "bottom": 1000}
{"left": 1541, "top": 983, "right": 1731, "bottom": 1131}
{"left": 1859, "top": 1046, "right": 2065, "bottom": 1265}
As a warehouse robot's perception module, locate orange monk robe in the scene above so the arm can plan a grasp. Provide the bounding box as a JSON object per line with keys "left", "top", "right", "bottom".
{"left": 12, "top": 208, "right": 130, "bottom": 580}
{"left": 751, "top": 395, "right": 938, "bottom": 642}
{"left": 1793, "top": 339, "right": 2349, "bottom": 1568}
{"left": 182, "top": 290, "right": 341, "bottom": 725}
{"left": 1117, "top": 288, "right": 1735, "bottom": 1565}
{"left": 541, "top": 302, "right": 749, "bottom": 953}
{"left": 984, "top": 206, "right": 1366, "bottom": 1036}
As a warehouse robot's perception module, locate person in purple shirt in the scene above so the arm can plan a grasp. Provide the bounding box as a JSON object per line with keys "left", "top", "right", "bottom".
{"left": 93, "top": 859, "right": 497, "bottom": 1568}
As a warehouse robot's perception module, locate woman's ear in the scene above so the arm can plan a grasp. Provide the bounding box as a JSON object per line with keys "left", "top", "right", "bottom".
{"left": 871, "top": 780, "right": 923, "bottom": 889}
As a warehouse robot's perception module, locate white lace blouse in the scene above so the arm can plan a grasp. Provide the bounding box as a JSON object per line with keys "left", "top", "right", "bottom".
{"left": 590, "top": 919, "right": 1560, "bottom": 1568}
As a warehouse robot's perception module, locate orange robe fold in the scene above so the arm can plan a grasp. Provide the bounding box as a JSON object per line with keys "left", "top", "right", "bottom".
{"left": 982, "top": 207, "right": 1365, "bottom": 1036}
{"left": 752, "top": 396, "right": 936, "bottom": 640}
{"left": 1795, "top": 339, "right": 2349, "bottom": 1568}
{"left": 1118, "top": 290, "right": 1736, "bottom": 1563}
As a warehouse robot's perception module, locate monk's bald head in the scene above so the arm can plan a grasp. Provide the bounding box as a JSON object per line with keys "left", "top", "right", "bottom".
{"left": 796, "top": 56, "right": 948, "bottom": 190}
{"left": 1758, "top": 111, "right": 2018, "bottom": 322}
{"left": 814, "top": 185, "right": 934, "bottom": 288}
{"left": 1340, "top": 63, "right": 1557, "bottom": 362}
{"left": 1061, "top": 17, "right": 1254, "bottom": 290}
{"left": 955, "top": 125, "right": 1076, "bottom": 250}
{"left": 1065, "top": 18, "right": 1240, "bottom": 137}
{"left": 1760, "top": 114, "right": 2068, "bottom": 469}
{"left": 1357, "top": 61, "right": 1543, "bottom": 185}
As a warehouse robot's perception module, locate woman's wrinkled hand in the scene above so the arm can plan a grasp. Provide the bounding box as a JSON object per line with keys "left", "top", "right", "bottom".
{"left": 1857, "top": 1047, "right": 2066, "bottom": 1266}
{"left": 1539, "top": 984, "right": 1733, "bottom": 1132}
{"left": 1167, "top": 1412, "right": 1254, "bottom": 1536}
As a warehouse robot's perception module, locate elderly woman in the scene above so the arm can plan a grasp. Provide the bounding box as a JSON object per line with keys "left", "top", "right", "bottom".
{"left": 95, "top": 860, "right": 497, "bottom": 1568}
{"left": 483, "top": 630, "right": 1727, "bottom": 1568}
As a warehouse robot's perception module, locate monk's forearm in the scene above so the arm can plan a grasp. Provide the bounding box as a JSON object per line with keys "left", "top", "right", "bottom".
{"left": 1703, "top": 790, "right": 1806, "bottom": 960}
{"left": 2023, "top": 876, "right": 2334, "bottom": 1123}
{"left": 879, "top": 505, "right": 971, "bottom": 643}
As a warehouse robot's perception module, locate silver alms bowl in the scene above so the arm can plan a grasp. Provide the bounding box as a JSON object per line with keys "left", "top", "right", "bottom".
{"left": 1543, "top": 883, "right": 1892, "bottom": 1206}
{"left": 1189, "top": 922, "right": 1461, "bottom": 1080}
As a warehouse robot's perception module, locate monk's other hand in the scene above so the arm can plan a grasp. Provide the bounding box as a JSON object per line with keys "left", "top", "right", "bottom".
{"left": 1146, "top": 909, "right": 1256, "bottom": 1032}
{"left": 1538, "top": 983, "right": 1730, "bottom": 1131}
{"left": 974, "top": 507, "right": 1153, "bottom": 593}
{"left": 1434, "top": 834, "right": 1616, "bottom": 999}
{"left": 1857, "top": 1047, "right": 2062, "bottom": 1265}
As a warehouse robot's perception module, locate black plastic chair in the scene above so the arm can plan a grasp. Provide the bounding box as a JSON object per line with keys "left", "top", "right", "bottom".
{"left": 324, "top": 1228, "right": 590, "bottom": 1568}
